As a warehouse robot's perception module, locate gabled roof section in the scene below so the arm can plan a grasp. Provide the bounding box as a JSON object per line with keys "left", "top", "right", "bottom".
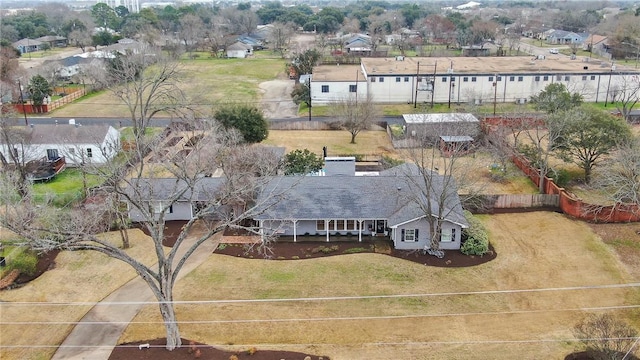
{"left": 253, "top": 163, "right": 468, "bottom": 228}
{"left": 126, "top": 177, "right": 225, "bottom": 202}
{"left": 0, "top": 124, "right": 117, "bottom": 146}
{"left": 12, "top": 38, "right": 43, "bottom": 47}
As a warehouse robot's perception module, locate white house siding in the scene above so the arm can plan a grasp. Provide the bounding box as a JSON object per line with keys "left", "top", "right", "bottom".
{"left": 227, "top": 50, "right": 246, "bottom": 58}
{"left": 392, "top": 218, "right": 463, "bottom": 250}
{"left": 310, "top": 81, "right": 367, "bottom": 105}
{"left": 0, "top": 126, "right": 120, "bottom": 166}
{"left": 311, "top": 59, "right": 639, "bottom": 105}
{"left": 128, "top": 201, "right": 193, "bottom": 222}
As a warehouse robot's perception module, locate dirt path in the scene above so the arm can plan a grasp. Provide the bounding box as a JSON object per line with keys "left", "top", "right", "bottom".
{"left": 51, "top": 223, "right": 221, "bottom": 360}
{"left": 259, "top": 78, "right": 298, "bottom": 119}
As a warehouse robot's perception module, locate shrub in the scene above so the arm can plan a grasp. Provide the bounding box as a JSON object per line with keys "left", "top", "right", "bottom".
{"left": 550, "top": 168, "right": 571, "bottom": 187}
{"left": 246, "top": 347, "right": 257, "bottom": 355}
{"left": 217, "top": 243, "right": 228, "bottom": 251}
{"left": 342, "top": 247, "right": 370, "bottom": 254}
{"left": 8, "top": 249, "right": 38, "bottom": 276}
{"left": 460, "top": 211, "right": 489, "bottom": 256}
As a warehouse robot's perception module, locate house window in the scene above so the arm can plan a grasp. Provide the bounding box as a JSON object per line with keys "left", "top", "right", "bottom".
{"left": 543, "top": 75, "right": 549, "bottom": 81}
{"left": 346, "top": 220, "right": 356, "bottom": 231}
{"left": 379, "top": 77, "right": 384, "bottom": 82}
{"left": 441, "top": 228, "right": 456, "bottom": 242}
{"left": 404, "top": 77, "right": 409, "bottom": 82}
{"left": 534, "top": 76, "right": 540, "bottom": 81}
{"left": 169, "top": 205, "right": 173, "bottom": 214}
{"left": 442, "top": 77, "right": 447, "bottom": 82}
{"left": 321, "top": 85, "right": 329, "bottom": 93}
{"left": 402, "top": 228, "right": 419, "bottom": 242}
{"left": 471, "top": 77, "right": 477, "bottom": 82}
{"left": 46, "top": 149, "right": 59, "bottom": 160}
{"left": 336, "top": 219, "right": 345, "bottom": 231}
{"left": 463, "top": 77, "right": 469, "bottom": 82}
{"left": 582, "top": 75, "right": 587, "bottom": 81}
{"left": 316, "top": 220, "right": 325, "bottom": 231}
{"left": 518, "top": 76, "right": 524, "bottom": 82}
{"left": 13, "top": 147, "right": 18, "bottom": 158}
{"left": 349, "top": 85, "right": 357, "bottom": 92}
{"left": 396, "top": 77, "right": 401, "bottom": 82}
{"left": 509, "top": 76, "right": 515, "bottom": 82}
{"left": 328, "top": 220, "right": 335, "bottom": 230}
{"left": 556, "top": 75, "right": 562, "bottom": 81}
{"left": 86, "top": 148, "right": 92, "bottom": 158}
{"left": 450, "top": 77, "right": 455, "bottom": 82}
{"left": 371, "top": 77, "right": 376, "bottom": 82}
{"left": 565, "top": 75, "right": 570, "bottom": 81}
{"left": 488, "top": 76, "right": 494, "bottom": 82}
{"left": 496, "top": 76, "right": 502, "bottom": 81}
{"left": 590, "top": 75, "right": 596, "bottom": 80}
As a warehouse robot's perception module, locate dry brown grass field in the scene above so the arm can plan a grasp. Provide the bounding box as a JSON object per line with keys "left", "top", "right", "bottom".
{"left": 0, "top": 230, "right": 159, "bottom": 360}
{"left": 119, "top": 212, "right": 640, "bottom": 360}
{"left": 265, "top": 130, "right": 538, "bottom": 194}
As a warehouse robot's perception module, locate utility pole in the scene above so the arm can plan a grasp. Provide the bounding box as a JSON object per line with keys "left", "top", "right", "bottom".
{"left": 17, "top": 80, "right": 28, "bottom": 126}
{"left": 493, "top": 74, "right": 498, "bottom": 115}
{"left": 604, "top": 63, "right": 615, "bottom": 107}
{"left": 414, "top": 61, "right": 420, "bottom": 109}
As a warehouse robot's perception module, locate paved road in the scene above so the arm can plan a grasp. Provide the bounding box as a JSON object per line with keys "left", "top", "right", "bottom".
{"left": 51, "top": 225, "right": 221, "bottom": 360}
{"left": 12, "top": 115, "right": 405, "bottom": 127}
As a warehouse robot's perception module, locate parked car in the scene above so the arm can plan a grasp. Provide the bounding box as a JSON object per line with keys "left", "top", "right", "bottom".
{"left": 549, "top": 48, "right": 559, "bottom": 54}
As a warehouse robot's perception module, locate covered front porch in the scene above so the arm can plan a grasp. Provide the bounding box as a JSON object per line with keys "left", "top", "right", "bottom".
{"left": 258, "top": 219, "right": 392, "bottom": 243}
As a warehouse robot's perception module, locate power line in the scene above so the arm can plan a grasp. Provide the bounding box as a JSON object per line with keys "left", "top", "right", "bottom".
{"left": 2, "top": 337, "right": 639, "bottom": 349}
{"left": 2, "top": 304, "right": 639, "bottom": 326}
{"left": 2, "top": 282, "right": 639, "bottom": 306}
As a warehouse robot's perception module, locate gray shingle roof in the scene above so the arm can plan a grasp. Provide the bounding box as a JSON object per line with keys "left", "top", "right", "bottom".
{"left": 253, "top": 166, "right": 468, "bottom": 228}
{"left": 0, "top": 124, "right": 114, "bottom": 145}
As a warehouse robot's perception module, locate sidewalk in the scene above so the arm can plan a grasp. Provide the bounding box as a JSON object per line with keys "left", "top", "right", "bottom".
{"left": 51, "top": 224, "right": 220, "bottom": 360}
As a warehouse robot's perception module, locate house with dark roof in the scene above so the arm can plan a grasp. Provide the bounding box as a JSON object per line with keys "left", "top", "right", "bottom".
{"left": 0, "top": 123, "right": 120, "bottom": 167}
{"left": 253, "top": 165, "right": 468, "bottom": 250}
{"left": 127, "top": 160, "right": 468, "bottom": 250}
{"left": 12, "top": 38, "right": 44, "bottom": 54}
{"left": 36, "top": 35, "right": 67, "bottom": 48}
{"left": 546, "top": 30, "right": 584, "bottom": 45}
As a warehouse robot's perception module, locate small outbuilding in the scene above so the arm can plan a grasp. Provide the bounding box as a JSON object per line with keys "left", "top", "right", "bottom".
{"left": 402, "top": 113, "right": 481, "bottom": 143}
{"left": 226, "top": 42, "right": 253, "bottom": 58}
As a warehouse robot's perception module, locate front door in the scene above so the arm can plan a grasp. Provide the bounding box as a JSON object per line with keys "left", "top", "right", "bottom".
{"left": 376, "top": 220, "right": 386, "bottom": 235}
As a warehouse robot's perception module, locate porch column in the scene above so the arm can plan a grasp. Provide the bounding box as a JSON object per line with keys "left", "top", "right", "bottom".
{"left": 326, "top": 219, "right": 329, "bottom": 242}
{"left": 259, "top": 220, "right": 264, "bottom": 243}
{"left": 292, "top": 219, "right": 298, "bottom": 242}
{"left": 358, "top": 219, "right": 363, "bottom": 242}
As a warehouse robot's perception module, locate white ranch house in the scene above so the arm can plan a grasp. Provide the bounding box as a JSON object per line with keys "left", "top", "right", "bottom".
{"left": 309, "top": 56, "right": 640, "bottom": 105}
{"left": 0, "top": 123, "right": 120, "bottom": 167}
{"left": 126, "top": 163, "right": 468, "bottom": 251}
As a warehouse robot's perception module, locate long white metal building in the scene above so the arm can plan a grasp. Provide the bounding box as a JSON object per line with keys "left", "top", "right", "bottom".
{"left": 309, "top": 56, "right": 640, "bottom": 106}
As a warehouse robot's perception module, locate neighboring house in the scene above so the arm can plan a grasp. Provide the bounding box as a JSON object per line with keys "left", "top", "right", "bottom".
{"left": 0, "top": 123, "right": 121, "bottom": 167}
{"left": 12, "top": 38, "right": 44, "bottom": 54}
{"left": 402, "top": 113, "right": 481, "bottom": 141}
{"left": 226, "top": 42, "right": 253, "bottom": 58}
{"left": 254, "top": 163, "right": 468, "bottom": 250}
{"left": 238, "top": 35, "right": 264, "bottom": 50}
{"left": 461, "top": 45, "right": 490, "bottom": 56}
{"left": 309, "top": 56, "right": 640, "bottom": 105}
{"left": 582, "top": 34, "right": 610, "bottom": 58}
{"left": 546, "top": 30, "right": 583, "bottom": 44}
{"left": 36, "top": 35, "right": 67, "bottom": 48}
{"left": 45, "top": 56, "right": 97, "bottom": 80}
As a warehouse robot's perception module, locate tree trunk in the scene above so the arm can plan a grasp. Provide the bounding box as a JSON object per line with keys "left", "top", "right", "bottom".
{"left": 159, "top": 299, "right": 181, "bottom": 350}
{"left": 584, "top": 165, "right": 591, "bottom": 184}
{"left": 430, "top": 220, "right": 441, "bottom": 250}
{"left": 350, "top": 133, "right": 357, "bottom": 144}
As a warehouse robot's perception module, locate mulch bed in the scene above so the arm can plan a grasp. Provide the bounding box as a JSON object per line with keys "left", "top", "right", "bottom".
{"left": 214, "top": 240, "right": 497, "bottom": 267}
{"left": 109, "top": 338, "right": 327, "bottom": 360}
{"left": 564, "top": 351, "right": 639, "bottom": 360}
{"left": 1, "top": 249, "right": 60, "bottom": 290}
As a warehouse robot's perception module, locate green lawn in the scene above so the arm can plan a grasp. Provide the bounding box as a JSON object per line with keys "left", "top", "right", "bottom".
{"left": 32, "top": 168, "right": 101, "bottom": 206}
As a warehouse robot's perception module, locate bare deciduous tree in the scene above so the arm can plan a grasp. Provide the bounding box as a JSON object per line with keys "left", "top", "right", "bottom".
{"left": 573, "top": 313, "right": 638, "bottom": 360}
{"left": 592, "top": 137, "right": 640, "bottom": 208}
{"left": 330, "top": 94, "right": 379, "bottom": 144}
{"left": 0, "top": 121, "right": 284, "bottom": 351}
{"left": 96, "top": 44, "right": 190, "bottom": 140}
{"left": 268, "top": 22, "right": 295, "bottom": 58}
{"left": 402, "top": 115, "right": 483, "bottom": 251}
{"left": 178, "top": 14, "right": 205, "bottom": 58}
{"left": 611, "top": 75, "right": 640, "bottom": 123}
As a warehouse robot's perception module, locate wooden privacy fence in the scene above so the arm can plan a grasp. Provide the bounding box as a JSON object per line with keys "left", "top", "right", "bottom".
{"left": 13, "top": 87, "right": 87, "bottom": 114}
{"left": 465, "top": 194, "right": 560, "bottom": 213}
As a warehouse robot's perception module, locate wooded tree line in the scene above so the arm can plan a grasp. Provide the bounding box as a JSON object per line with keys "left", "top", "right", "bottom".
{"left": 3, "top": 0, "right": 637, "bottom": 56}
